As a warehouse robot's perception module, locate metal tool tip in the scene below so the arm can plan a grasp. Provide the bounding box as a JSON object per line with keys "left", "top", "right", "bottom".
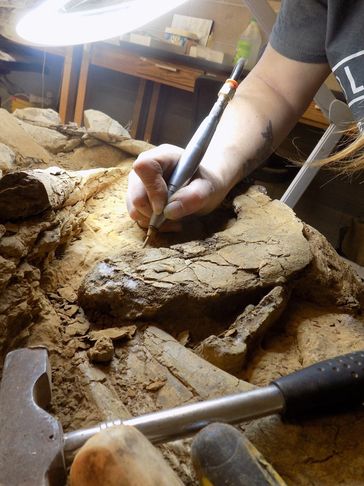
{"left": 142, "top": 235, "right": 150, "bottom": 248}
{"left": 142, "top": 226, "right": 155, "bottom": 248}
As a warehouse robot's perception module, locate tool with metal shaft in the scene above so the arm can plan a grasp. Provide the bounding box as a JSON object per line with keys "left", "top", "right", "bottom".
{"left": 65, "top": 347, "right": 364, "bottom": 448}
{"left": 143, "top": 57, "right": 246, "bottom": 247}
{"left": 1, "top": 347, "right": 364, "bottom": 485}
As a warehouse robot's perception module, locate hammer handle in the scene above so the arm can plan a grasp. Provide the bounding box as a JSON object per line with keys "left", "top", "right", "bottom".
{"left": 273, "top": 349, "right": 364, "bottom": 418}
{"left": 64, "top": 350, "right": 364, "bottom": 452}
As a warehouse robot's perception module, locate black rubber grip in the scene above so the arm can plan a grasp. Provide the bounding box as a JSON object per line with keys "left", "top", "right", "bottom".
{"left": 272, "top": 350, "right": 364, "bottom": 419}
{"left": 191, "top": 423, "right": 285, "bottom": 485}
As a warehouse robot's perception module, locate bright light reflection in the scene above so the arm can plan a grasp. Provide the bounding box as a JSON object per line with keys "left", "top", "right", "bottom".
{"left": 16, "top": 0, "right": 187, "bottom": 46}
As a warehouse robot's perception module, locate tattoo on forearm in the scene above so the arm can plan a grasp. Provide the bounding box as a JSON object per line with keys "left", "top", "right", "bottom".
{"left": 244, "top": 120, "right": 274, "bottom": 177}
{"left": 262, "top": 120, "right": 273, "bottom": 146}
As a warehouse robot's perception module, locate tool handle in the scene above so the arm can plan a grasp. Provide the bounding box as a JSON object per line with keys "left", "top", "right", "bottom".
{"left": 168, "top": 105, "right": 221, "bottom": 193}
{"left": 147, "top": 58, "right": 245, "bottom": 235}
{"left": 70, "top": 424, "right": 183, "bottom": 486}
{"left": 191, "top": 423, "right": 286, "bottom": 486}
{"left": 272, "top": 350, "right": 364, "bottom": 418}
{"left": 148, "top": 108, "right": 220, "bottom": 229}
{"left": 168, "top": 58, "right": 246, "bottom": 194}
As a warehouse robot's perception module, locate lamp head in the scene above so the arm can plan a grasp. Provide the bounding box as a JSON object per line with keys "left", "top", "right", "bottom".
{"left": 15, "top": 0, "right": 188, "bottom": 46}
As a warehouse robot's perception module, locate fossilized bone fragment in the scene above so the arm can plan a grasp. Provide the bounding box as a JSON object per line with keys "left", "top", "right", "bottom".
{"left": 0, "top": 165, "right": 127, "bottom": 352}
{"left": 79, "top": 186, "right": 364, "bottom": 341}
{"left": 79, "top": 188, "right": 313, "bottom": 335}
{"left": 197, "top": 285, "right": 290, "bottom": 373}
{"left": 0, "top": 166, "right": 125, "bottom": 221}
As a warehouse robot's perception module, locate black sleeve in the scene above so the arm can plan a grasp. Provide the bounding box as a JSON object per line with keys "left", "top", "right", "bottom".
{"left": 270, "top": 0, "right": 328, "bottom": 63}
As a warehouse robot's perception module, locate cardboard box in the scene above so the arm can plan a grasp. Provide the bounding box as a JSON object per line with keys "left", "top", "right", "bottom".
{"left": 189, "top": 45, "right": 231, "bottom": 65}
{"left": 129, "top": 33, "right": 152, "bottom": 47}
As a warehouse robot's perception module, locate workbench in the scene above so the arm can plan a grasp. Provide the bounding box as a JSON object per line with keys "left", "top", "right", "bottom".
{"left": 62, "top": 41, "right": 333, "bottom": 140}
{"left": 68, "top": 41, "right": 232, "bottom": 141}
{"left": 1, "top": 35, "right": 330, "bottom": 139}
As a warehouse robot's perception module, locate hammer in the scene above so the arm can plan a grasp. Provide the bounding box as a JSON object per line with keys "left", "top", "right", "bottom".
{"left": 1, "top": 346, "right": 364, "bottom": 485}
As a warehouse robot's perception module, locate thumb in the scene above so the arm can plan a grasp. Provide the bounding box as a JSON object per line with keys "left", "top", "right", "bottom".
{"left": 163, "top": 178, "right": 216, "bottom": 220}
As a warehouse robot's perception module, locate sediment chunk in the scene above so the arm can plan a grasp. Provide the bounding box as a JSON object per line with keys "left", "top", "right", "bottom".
{"left": 79, "top": 187, "right": 364, "bottom": 342}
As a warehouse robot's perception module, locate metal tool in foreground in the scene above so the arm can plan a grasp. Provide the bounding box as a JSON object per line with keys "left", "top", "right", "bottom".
{"left": 1, "top": 347, "right": 364, "bottom": 485}
{"left": 143, "top": 57, "right": 246, "bottom": 247}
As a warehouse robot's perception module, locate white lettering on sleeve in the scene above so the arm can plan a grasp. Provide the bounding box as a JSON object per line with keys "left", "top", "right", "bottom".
{"left": 348, "top": 94, "right": 364, "bottom": 108}
{"left": 332, "top": 50, "right": 364, "bottom": 72}
{"left": 344, "top": 66, "right": 364, "bottom": 94}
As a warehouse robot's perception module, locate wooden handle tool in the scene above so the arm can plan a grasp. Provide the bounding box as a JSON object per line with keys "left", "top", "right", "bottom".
{"left": 70, "top": 424, "right": 183, "bottom": 486}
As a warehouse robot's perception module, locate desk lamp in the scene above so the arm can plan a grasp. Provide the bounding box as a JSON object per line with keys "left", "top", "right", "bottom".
{"left": 15, "top": 0, "right": 188, "bottom": 46}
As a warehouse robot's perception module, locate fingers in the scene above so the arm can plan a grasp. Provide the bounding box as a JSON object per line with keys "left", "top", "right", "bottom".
{"left": 157, "top": 220, "right": 183, "bottom": 233}
{"left": 127, "top": 144, "right": 224, "bottom": 234}
{"left": 133, "top": 157, "right": 167, "bottom": 215}
{"left": 127, "top": 145, "right": 183, "bottom": 232}
{"left": 133, "top": 215, "right": 182, "bottom": 233}
{"left": 132, "top": 145, "right": 183, "bottom": 215}
{"left": 127, "top": 170, "right": 152, "bottom": 219}
{"left": 164, "top": 177, "right": 217, "bottom": 220}
{"left": 127, "top": 173, "right": 182, "bottom": 231}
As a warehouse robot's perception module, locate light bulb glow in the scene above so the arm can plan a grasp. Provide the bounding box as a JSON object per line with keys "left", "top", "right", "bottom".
{"left": 16, "top": 0, "right": 187, "bottom": 46}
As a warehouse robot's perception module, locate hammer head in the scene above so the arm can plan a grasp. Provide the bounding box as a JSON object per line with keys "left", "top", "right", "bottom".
{"left": 0, "top": 347, "right": 66, "bottom": 486}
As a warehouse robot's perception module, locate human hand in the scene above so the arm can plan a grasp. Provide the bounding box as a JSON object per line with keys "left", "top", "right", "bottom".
{"left": 127, "top": 144, "right": 227, "bottom": 232}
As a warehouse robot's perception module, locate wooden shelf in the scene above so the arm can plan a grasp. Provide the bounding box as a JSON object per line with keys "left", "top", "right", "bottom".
{"left": 73, "top": 42, "right": 223, "bottom": 141}
{"left": 90, "top": 43, "right": 204, "bottom": 93}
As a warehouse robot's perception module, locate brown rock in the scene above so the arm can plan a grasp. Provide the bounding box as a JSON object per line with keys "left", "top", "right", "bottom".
{"left": 295, "top": 224, "right": 364, "bottom": 310}
{"left": 0, "top": 262, "right": 42, "bottom": 352}
{"left": 84, "top": 109, "right": 130, "bottom": 143}
{"left": 13, "top": 107, "right": 61, "bottom": 127}
{"left": 89, "top": 325, "right": 137, "bottom": 342}
{"left": 88, "top": 336, "right": 114, "bottom": 363}
{"left": 0, "top": 256, "right": 16, "bottom": 292}
{"left": 65, "top": 321, "right": 90, "bottom": 337}
{"left": 111, "top": 139, "right": 154, "bottom": 156}
{"left": 64, "top": 305, "right": 80, "bottom": 317}
{"left": 58, "top": 286, "right": 77, "bottom": 303}
{"left": 145, "top": 380, "right": 166, "bottom": 392}
{"left": 0, "top": 108, "right": 51, "bottom": 164}
{"left": 197, "top": 286, "right": 290, "bottom": 373}
{"left": 79, "top": 188, "right": 313, "bottom": 339}
{"left": 0, "top": 143, "right": 16, "bottom": 173}
{"left": 0, "top": 166, "right": 124, "bottom": 221}
{"left": 16, "top": 119, "right": 81, "bottom": 154}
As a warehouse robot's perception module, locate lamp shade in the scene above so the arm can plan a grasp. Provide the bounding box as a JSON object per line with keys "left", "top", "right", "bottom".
{"left": 16, "top": 0, "right": 188, "bottom": 46}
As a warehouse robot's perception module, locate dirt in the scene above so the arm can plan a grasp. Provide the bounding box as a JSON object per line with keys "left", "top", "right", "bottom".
{"left": 1, "top": 108, "right": 364, "bottom": 485}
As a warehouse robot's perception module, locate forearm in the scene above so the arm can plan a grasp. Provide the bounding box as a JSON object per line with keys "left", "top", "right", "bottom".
{"left": 200, "top": 78, "right": 294, "bottom": 190}
{"left": 200, "top": 46, "right": 330, "bottom": 193}
{"left": 127, "top": 46, "right": 330, "bottom": 225}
